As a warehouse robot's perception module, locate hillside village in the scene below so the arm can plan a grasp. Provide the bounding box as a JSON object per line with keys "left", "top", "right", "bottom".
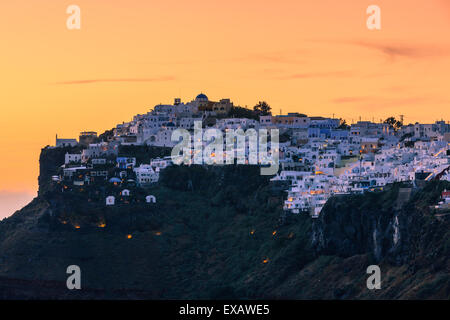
{"left": 50, "top": 93, "right": 450, "bottom": 218}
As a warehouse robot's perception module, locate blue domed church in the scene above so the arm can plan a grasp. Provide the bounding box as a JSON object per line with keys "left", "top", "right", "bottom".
{"left": 191, "top": 93, "right": 234, "bottom": 114}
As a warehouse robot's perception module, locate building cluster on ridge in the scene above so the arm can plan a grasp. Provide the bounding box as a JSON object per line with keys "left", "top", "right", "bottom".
{"left": 52, "top": 93, "right": 450, "bottom": 216}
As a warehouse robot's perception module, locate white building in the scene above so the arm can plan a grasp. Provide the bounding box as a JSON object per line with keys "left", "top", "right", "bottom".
{"left": 106, "top": 196, "right": 115, "bottom": 206}
{"left": 65, "top": 153, "right": 82, "bottom": 164}
{"left": 134, "top": 164, "right": 159, "bottom": 186}
{"left": 146, "top": 195, "right": 156, "bottom": 203}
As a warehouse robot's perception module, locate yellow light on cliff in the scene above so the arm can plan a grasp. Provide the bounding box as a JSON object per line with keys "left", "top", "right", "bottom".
{"left": 250, "top": 230, "right": 255, "bottom": 235}
{"left": 154, "top": 231, "right": 162, "bottom": 236}
{"left": 98, "top": 223, "right": 106, "bottom": 228}
{"left": 126, "top": 234, "right": 132, "bottom": 239}
{"left": 74, "top": 225, "right": 80, "bottom": 229}
{"left": 262, "top": 258, "right": 269, "bottom": 264}
{"left": 272, "top": 230, "right": 277, "bottom": 236}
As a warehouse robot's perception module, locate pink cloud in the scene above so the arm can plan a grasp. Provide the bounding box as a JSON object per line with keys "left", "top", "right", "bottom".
{"left": 52, "top": 76, "right": 175, "bottom": 85}
{"left": 276, "top": 70, "right": 354, "bottom": 80}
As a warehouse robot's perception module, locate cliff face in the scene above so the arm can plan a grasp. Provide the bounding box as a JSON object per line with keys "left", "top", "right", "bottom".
{"left": 312, "top": 186, "right": 401, "bottom": 262}
{"left": 38, "top": 146, "right": 83, "bottom": 195}
{"left": 308, "top": 182, "right": 450, "bottom": 299}
{"left": 312, "top": 183, "right": 449, "bottom": 267}
{"left": 0, "top": 148, "right": 449, "bottom": 299}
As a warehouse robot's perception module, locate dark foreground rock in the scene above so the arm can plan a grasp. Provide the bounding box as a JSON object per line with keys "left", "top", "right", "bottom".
{"left": 0, "top": 164, "right": 449, "bottom": 299}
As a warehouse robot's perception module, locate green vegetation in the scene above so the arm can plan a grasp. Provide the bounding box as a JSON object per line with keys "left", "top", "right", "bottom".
{"left": 384, "top": 116, "right": 403, "bottom": 131}
{"left": 337, "top": 119, "right": 350, "bottom": 130}
{"left": 0, "top": 165, "right": 316, "bottom": 299}
{"left": 0, "top": 153, "right": 449, "bottom": 299}
{"left": 253, "top": 101, "right": 272, "bottom": 118}
{"left": 118, "top": 145, "right": 171, "bottom": 165}
{"left": 226, "top": 106, "right": 259, "bottom": 120}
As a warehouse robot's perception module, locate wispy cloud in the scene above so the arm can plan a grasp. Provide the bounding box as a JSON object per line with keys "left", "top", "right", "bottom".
{"left": 52, "top": 76, "right": 175, "bottom": 85}
{"left": 308, "top": 38, "right": 449, "bottom": 62}
{"left": 332, "top": 96, "right": 373, "bottom": 104}
{"left": 382, "top": 86, "right": 410, "bottom": 93}
{"left": 230, "top": 51, "right": 306, "bottom": 65}
{"left": 331, "top": 95, "right": 450, "bottom": 111}
{"left": 350, "top": 41, "right": 449, "bottom": 61}
{"left": 134, "top": 51, "right": 307, "bottom": 67}
{"left": 276, "top": 70, "right": 353, "bottom": 80}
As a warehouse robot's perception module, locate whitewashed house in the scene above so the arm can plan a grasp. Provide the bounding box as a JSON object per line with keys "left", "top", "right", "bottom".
{"left": 134, "top": 164, "right": 159, "bottom": 186}
{"left": 65, "top": 153, "right": 82, "bottom": 164}
{"left": 106, "top": 196, "right": 115, "bottom": 206}
{"left": 150, "top": 157, "right": 172, "bottom": 169}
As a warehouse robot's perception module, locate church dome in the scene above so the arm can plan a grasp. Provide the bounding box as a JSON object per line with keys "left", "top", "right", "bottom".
{"left": 195, "top": 93, "right": 208, "bottom": 101}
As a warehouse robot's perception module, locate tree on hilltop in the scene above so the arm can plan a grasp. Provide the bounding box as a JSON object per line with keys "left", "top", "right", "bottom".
{"left": 384, "top": 117, "right": 403, "bottom": 131}
{"left": 253, "top": 101, "right": 272, "bottom": 117}
{"left": 337, "top": 118, "right": 350, "bottom": 130}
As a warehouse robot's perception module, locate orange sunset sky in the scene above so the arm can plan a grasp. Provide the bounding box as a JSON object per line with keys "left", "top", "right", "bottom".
{"left": 1, "top": 0, "right": 450, "bottom": 218}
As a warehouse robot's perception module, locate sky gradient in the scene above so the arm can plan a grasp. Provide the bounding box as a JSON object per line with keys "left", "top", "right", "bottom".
{"left": 1, "top": 0, "right": 450, "bottom": 218}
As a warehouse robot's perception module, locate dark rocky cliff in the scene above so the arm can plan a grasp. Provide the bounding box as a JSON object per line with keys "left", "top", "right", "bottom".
{"left": 312, "top": 183, "right": 449, "bottom": 267}
{"left": 0, "top": 148, "right": 448, "bottom": 299}
{"left": 38, "top": 146, "right": 83, "bottom": 195}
